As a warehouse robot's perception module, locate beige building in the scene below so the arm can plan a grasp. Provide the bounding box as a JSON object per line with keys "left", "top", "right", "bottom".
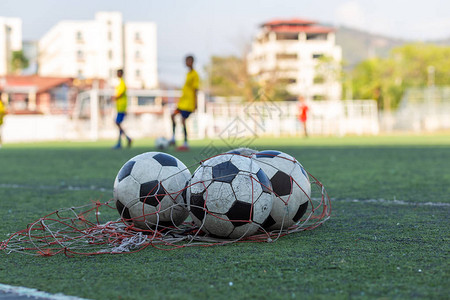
{"left": 248, "top": 18, "right": 342, "bottom": 101}
{"left": 38, "top": 12, "right": 158, "bottom": 89}
{"left": 0, "top": 17, "right": 22, "bottom": 76}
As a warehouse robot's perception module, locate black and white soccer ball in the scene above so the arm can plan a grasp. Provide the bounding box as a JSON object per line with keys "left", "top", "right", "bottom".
{"left": 187, "top": 154, "right": 274, "bottom": 239}
{"left": 113, "top": 152, "right": 191, "bottom": 229}
{"left": 155, "top": 137, "right": 170, "bottom": 150}
{"left": 251, "top": 150, "right": 311, "bottom": 230}
{"left": 226, "top": 147, "right": 258, "bottom": 156}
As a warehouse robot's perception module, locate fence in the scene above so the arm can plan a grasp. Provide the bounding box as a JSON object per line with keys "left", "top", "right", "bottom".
{"left": 384, "top": 87, "right": 450, "bottom": 132}
{"left": 2, "top": 89, "right": 379, "bottom": 143}
{"left": 203, "top": 99, "right": 378, "bottom": 138}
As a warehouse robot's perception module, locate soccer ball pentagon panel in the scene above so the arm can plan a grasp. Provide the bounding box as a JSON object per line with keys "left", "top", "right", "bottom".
{"left": 251, "top": 150, "right": 311, "bottom": 230}
{"left": 187, "top": 153, "right": 274, "bottom": 239}
{"left": 113, "top": 152, "right": 191, "bottom": 229}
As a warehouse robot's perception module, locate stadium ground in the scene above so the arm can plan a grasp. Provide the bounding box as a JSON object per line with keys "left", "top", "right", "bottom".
{"left": 0, "top": 134, "right": 449, "bottom": 299}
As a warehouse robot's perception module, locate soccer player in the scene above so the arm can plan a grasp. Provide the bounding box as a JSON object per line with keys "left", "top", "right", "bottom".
{"left": 0, "top": 92, "right": 6, "bottom": 148}
{"left": 298, "top": 96, "right": 309, "bottom": 137}
{"left": 112, "top": 69, "right": 132, "bottom": 149}
{"left": 169, "top": 55, "right": 199, "bottom": 151}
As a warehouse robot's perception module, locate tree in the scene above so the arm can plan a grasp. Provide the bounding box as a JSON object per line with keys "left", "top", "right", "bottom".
{"left": 351, "top": 43, "right": 450, "bottom": 110}
{"left": 205, "top": 56, "right": 255, "bottom": 100}
{"left": 315, "top": 55, "right": 343, "bottom": 100}
{"left": 10, "top": 50, "right": 29, "bottom": 74}
{"left": 204, "top": 55, "right": 292, "bottom": 102}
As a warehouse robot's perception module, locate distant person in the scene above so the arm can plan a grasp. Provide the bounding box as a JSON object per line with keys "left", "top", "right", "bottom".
{"left": 298, "top": 96, "right": 309, "bottom": 137}
{"left": 169, "top": 55, "right": 199, "bottom": 151}
{"left": 112, "top": 69, "right": 132, "bottom": 149}
{"left": 0, "top": 92, "right": 6, "bottom": 148}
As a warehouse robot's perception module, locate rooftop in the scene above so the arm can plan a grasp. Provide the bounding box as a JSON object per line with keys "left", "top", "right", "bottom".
{"left": 262, "top": 18, "right": 317, "bottom": 26}
{"left": 1, "top": 75, "right": 73, "bottom": 93}
{"left": 262, "top": 18, "right": 335, "bottom": 34}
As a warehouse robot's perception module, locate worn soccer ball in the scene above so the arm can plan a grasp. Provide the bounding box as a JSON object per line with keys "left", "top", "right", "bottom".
{"left": 187, "top": 153, "right": 274, "bottom": 239}
{"left": 226, "top": 147, "right": 258, "bottom": 156}
{"left": 155, "top": 137, "right": 170, "bottom": 150}
{"left": 251, "top": 150, "right": 311, "bottom": 230}
{"left": 113, "top": 152, "right": 191, "bottom": 229}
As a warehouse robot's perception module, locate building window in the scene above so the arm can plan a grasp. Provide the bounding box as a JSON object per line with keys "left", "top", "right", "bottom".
{"left": 280, "top": 78, "right": 297, "bottom": 84}
{"left": 276, "top": 32, "right": 298, "bottom": 40}
{"left": 108, "top": 31, "right": 112, "bottom": 41}
{"left": 76, "top": 31, "right": 83, "bottom": 42}
{"left": 136, "top": 69, "right": 141, "bottom": 78}
{"left": 135, "top": 50, "right": 141, "bottom": 60}
{"left": 307, "top": 33, "right": 328, "bottom": 40}
{"left": 77, "top": 69, "right": 83, "bottom": 78}
{"left": 313, "top": 53, "right": 324, "bottom": 59}
{"left": 77, "top": 50, "right": 84, "bottom": 61}
{"left": 313, "top": 75, "right": 325, "bottom": 84}
{"left": 313, "top": 94, "right": 325, "bottom": 100}
{"left": 108, "top": 50, "right": 113, "bottom": 60}
{"left": 276, "top": 53, "right": 298, "bottom": 60}
{"left": 135, "top": 32, "right": 141, "bottom": 42}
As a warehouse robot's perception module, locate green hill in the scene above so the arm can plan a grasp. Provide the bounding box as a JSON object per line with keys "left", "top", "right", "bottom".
{"left": 335, "top": 26, "right": 450, "bottom": 69}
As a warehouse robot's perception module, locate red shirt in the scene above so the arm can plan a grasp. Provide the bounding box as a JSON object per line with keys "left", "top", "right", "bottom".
{"left": 298, "top": 104, "right": 308, "bottom": 122}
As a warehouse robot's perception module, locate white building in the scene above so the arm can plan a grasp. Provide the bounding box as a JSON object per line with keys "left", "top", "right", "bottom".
{"left": 0, "top": 17, "right": 22, "bottom": 76}
{"left": 38, "top": 12, "right": 157, "bottom": 89}
{"left": 248, "top": 18, "right": 342, "bottom": 101}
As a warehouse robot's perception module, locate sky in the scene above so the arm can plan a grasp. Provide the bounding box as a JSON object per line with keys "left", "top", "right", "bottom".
{"left": 1, "top": 0, "right": 449, "bottom": 85}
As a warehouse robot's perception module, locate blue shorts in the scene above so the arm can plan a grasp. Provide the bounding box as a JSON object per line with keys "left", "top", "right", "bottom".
{"left": 176, "top": 109, "right": 192, "bottom": 119}
{"left": 116, "top": 112, "right": 126, "bottom": 124}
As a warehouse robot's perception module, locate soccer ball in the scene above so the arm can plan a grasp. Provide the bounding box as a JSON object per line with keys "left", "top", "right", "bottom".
{"left": 251, "top": 150, "right": 311, "bottom": 230}
{"left": 113, "top": 152, "right": 191, "bottom": 229}
{"left": 155, "top": 137, "right": 170, "bottom": 150}
{"left": 187, "top": 154, "right": 274, "bottom": 239}
{"left": 226, "top": 147, "right": 258, "bottom": 156}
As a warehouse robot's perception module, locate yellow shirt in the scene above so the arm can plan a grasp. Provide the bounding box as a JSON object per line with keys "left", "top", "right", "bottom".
{"left": 0, "top": 101, "right": 6, "bottom": 126}
{"left": 177, "top": 69, "right": 199, "bottom": 112}
{"left": 115, "top": 78, "right": 127, "bottom": 113}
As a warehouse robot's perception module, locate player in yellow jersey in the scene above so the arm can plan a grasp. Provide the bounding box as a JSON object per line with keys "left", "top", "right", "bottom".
{"left": 0, "top": 92, "right": 6, "bottom": 148}
{"left": 170, "top": 55, "right": 199, "bottom": 151}
{"left": 112, "top": 69, "right": 132, "bottom": 149}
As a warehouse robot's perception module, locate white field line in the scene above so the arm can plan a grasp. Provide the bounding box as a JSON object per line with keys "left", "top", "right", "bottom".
{"left": 0, "top": 283, "right": 90, "bottom": 300}
{"left": 1, "top": 183, "right": 449, "bottom": 207}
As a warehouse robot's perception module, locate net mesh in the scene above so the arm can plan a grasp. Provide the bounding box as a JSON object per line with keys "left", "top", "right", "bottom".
{"left": 1, "top": 154, "right": 331, "bottom": 257}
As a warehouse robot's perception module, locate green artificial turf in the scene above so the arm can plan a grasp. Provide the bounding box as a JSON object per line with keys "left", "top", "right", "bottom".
{"left": 0, "top": 134, "right": 449, "bottom": 299}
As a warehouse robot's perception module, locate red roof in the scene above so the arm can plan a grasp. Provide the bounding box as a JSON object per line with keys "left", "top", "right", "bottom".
{"left": 262, "top": 18, "right": 335, "bottom": 34}
{"left": 2, "top": 75, "right": 73, "bottom": 93}
{"left": 263, "top": 18, "right": 317, "bottom": 26}
{"left": 269, "top": 25, "right": 334, "bottom": 34}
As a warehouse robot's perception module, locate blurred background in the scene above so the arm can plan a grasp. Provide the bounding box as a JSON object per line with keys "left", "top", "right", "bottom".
{"left": 0, "top": 0, "right": 449, "bottom": 142}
